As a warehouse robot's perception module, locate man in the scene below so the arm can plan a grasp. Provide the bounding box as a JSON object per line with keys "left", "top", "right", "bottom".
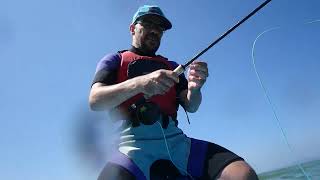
{"left": 89, "top": 5, "right": 258, "bottom": 180}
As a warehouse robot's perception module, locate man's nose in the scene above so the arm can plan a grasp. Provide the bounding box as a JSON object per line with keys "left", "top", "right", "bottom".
{"left": 149, "top": 27, "right": 163, "bottom": 36}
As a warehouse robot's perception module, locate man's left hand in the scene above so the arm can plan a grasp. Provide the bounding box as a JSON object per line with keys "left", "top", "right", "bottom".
{"left": 187, "top": 61, "right": 209, "bottom": 91}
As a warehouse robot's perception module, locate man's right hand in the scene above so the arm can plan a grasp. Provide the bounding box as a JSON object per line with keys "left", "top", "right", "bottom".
{"left": 136, "top": 69, "right": 179, "bottom": 98}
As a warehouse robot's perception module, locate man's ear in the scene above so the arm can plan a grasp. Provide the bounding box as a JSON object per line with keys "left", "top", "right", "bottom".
{"left": 129, "top": 24, "right": 135, "bottom": 35}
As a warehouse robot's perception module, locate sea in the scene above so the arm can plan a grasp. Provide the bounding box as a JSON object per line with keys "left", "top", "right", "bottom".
{"left": 259, "top": 160, "right": 320, "bottom": 180}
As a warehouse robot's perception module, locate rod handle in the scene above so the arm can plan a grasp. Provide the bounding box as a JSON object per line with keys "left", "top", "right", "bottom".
{"left": 173, "top": 65, "right": 185, "bottom": 75}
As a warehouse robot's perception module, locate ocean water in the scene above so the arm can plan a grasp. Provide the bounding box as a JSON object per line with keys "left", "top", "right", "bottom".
{"left": 259, "top": 160, "right": 320, "bottom": 180}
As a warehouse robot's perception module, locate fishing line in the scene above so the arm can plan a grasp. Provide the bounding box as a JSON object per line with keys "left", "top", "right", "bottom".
{"left": 156, "top": 121, "right": 195, "bottom": 180}
{"left": 251, "top": 19, "right": 320, "bottom": 180}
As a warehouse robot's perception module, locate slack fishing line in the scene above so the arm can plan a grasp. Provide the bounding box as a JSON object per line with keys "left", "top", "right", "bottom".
{"left": 252, "top": 19, "right": 320, "bottom": 180}
{"left": 156, "top": 121, "right": 195, "bottom": 180}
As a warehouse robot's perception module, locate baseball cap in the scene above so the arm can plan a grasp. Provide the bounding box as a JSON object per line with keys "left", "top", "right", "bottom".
{"left": 132, "top": 5, "right": 172, "bottom": 30}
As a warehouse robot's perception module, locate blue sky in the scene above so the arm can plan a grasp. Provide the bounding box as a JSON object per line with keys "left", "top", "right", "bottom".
{"left": 1, "top": 0, "right": 319, "bottom": 179}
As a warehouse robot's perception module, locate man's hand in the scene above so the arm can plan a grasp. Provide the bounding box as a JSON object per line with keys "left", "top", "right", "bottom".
{"left": 187, "top": 61, "right": 209, "bottom": 91}
{"left": 136, "top": 69, "right": 179, "bottom": 97}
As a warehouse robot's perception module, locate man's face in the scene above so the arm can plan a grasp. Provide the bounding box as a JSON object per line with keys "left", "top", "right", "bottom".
{"left": 131, "top": 16, "right": 166, "bottom": 53}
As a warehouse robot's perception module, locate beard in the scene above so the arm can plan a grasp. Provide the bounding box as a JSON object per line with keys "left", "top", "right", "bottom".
{"left": 141, "top": 33, "right": 161, "bottom": 54}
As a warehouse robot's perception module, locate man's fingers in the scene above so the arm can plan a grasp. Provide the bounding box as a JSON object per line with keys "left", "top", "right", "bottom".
{"left": 159, "top": 78, "right": 175, "bottom": 89}
{"left": 192, "top": 61, "right": 207, "bottom": 66}
{"left": 143, "top": 69, "right": 180, "bottom": 97}
{"left": 190, "top": 62, "right": 209, "bottom": 77}
{"left": 166, "top": 71, "right": 179, "bottom": 83}
{"left": 144, "top": 83, "right": 167, "bottom": 96}
{"left": 189, "top": 75, "right": 206, "bottom": 82}
{"left": 188, "top": 75, "right": 206, "bottom": 86}
{"left": 189, "top": 69, "right": 208, "bottom": 78}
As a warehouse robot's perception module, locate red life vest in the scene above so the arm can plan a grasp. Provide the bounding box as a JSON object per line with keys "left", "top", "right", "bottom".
{"left": 116, "top": 51, "right": 177, "bottom": 116}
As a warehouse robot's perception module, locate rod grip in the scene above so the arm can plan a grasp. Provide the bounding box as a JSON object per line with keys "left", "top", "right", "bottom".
{"left": 173, "top": 65, "right": 185, "bottom": 75}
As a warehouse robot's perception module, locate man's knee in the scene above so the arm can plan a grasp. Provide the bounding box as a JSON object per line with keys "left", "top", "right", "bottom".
{"left": 214, "top": 160, "right": 258, "bottom": 180}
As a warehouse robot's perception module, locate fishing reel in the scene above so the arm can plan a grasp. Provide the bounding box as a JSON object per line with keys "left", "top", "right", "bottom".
{"left": 128, "top": 99, "right": 162, "bottom": 127}
{"left": 135, "top": 102, "right": 161, "bottom": 125}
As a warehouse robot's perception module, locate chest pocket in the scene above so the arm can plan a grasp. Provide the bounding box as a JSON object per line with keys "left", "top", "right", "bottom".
{"left": 127, "top": 59, "right": 170, "bottom": 79}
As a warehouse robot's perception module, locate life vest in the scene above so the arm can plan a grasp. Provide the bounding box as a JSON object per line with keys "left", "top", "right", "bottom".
{"left": 116, "top": 51, "right": 177, "bottom": 117}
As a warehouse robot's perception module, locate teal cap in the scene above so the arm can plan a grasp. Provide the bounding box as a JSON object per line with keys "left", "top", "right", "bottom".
{"left": 132, "top": 5, "right": 172, "bottom": 30}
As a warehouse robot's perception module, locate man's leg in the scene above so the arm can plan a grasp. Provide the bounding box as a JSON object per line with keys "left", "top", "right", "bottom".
{"left": 198, "top": 139, "right": 258, "bottom": 180}
{"left": 212, "top": 160, "right": 258, "bottom": 180}
{"left": 187, "top": 138, "right": 258, "bottom": 179}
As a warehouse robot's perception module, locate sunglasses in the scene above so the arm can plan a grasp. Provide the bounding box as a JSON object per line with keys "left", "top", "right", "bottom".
{"left": 136, "top": 20, "right": 166, "bottom": 32}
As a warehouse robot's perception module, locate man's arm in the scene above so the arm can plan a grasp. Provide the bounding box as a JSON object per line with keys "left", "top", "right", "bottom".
{"left": 89, "top": 69, "right": 179, "bottom": 111}
{"left": 178, "top": 61, "right": 208, "bottom": 113}
{"left": 89, "top": 80, "right": 142, "bottom": 111}
{"left": 179, "top": 89, "right": 202, "bottom": 113}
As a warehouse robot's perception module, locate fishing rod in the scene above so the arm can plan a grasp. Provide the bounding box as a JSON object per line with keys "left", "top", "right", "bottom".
{"left": 174, "top": 0, "right": 272, "bottom": 75}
